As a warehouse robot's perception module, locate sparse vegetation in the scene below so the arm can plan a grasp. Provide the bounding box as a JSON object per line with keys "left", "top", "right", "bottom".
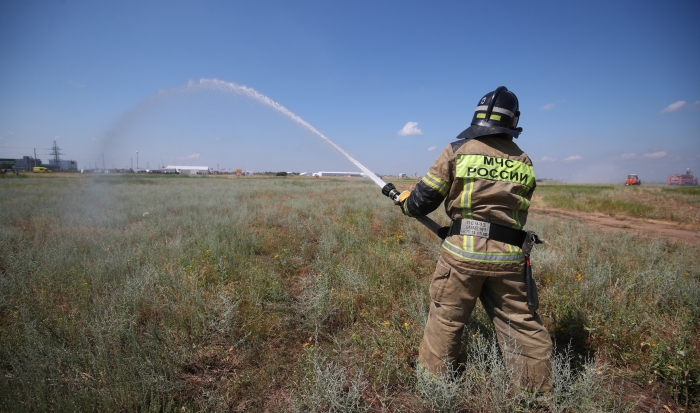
{"left": 533, "top": 184, "right": 700, "bottom": 225}
{"left": 0, "top": 175, "right": 698, "bottom": 411}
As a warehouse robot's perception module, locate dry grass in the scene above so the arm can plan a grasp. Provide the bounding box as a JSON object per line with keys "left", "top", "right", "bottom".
{"left": 0, "top": 174, "right": 697, "bottom": 411}
{"left": 531, "top": 184, "right": 700, "bottom": 226}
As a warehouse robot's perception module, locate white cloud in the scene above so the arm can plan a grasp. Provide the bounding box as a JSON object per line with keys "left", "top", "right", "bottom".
{"left": 660, "top": 101, "right": 686, "bottom": 113}
{"left": 621, "top": 153, "right": 636, "bottom": 159}
{"left": 428, "top": 146, "right": 436, "bottom": 151}
{"left": 564, "top": 155, "right": 582, "bottom": 161}
{"left": 540, "top": 156, "right": 556, "bottom": 162}
{"left": 693, "top": 100, "right": 700, "bottom": 110}
{"left": 642, "top": 151, "right": 667, "bottom": 158}
{"left": 397, "top": 122, "right": 423, "bottom": 136}
{"left": 541, "top": 103, "right": 556, "bottom": 110}
{"left": 68, "top": 80, "right": 85, "bottom": 89}
{"left": 186, "top": 153, "right": 201, "bottom": 159}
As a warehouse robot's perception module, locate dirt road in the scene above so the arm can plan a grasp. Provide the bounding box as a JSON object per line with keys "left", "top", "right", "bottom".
{"left": 531, "top": 207, "right": 700, "bottom": 245}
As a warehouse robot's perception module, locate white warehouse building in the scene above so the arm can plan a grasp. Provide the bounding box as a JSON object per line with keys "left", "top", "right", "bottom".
{"left": 312, "top": 171, "right": 366, "bottom": 178}
{"left": 163, "top": 165, "right": 211, "bottom": 175}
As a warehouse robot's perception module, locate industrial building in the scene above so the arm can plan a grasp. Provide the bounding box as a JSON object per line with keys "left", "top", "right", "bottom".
{"left": 162, "top": 165, "right": 211, "bottom": 175}
{"left": 49, "top": 159, "right": 78, "bottom": 171}
{"left": 13, "top": 156, "right": 42, "bottom": 171}
{"left": 0, "top": 156, "right": 77, "bottom": 171}
{"left": 312, "top": 171, "right": 366, "bottom": 177}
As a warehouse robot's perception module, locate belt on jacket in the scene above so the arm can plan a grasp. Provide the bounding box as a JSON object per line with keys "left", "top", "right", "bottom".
{"left": 448, "top": 218, "right": 527, "bottom": 248}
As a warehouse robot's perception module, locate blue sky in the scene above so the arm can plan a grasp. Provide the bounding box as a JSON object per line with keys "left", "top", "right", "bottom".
{"left": 1, "top": 0, "right": 698, "bottom": 182}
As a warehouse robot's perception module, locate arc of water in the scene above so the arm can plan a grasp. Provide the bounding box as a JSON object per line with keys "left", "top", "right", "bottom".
{"left": 191, "top": 78, "right": 386, "bottom": 188}
{"left": 188, "top": 78, "right": 442, "bottom": 236}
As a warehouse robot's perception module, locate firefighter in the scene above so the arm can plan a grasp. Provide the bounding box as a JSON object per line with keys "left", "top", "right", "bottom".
{"left": 394, "top": 86, "right": 552, "bottom": 393}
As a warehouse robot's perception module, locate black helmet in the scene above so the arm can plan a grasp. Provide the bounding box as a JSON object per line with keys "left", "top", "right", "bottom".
{"left": 456, "top": 86, "right": 523, "bottom": 140}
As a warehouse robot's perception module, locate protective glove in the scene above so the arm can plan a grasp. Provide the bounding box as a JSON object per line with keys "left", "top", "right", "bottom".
{"left": 380, "top": 183, "right": 412, "bottom": 215}
{"left": 437, "top": 226, "right": 450, "bottom": 240}
{"left": 398, "top": 191, "right": 412, "bottom": 216}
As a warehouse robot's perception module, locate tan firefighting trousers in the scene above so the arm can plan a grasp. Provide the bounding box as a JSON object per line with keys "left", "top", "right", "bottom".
{"left": 418, "top": 255, "right": 553, "bottom": 392}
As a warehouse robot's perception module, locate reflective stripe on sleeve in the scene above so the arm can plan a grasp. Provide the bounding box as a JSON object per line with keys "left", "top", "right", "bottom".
{"left": 421, "top": 172, "right": 450, "bottom": 197}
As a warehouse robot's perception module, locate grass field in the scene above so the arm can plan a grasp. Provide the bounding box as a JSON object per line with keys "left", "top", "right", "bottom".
{"left": 0, "top": 174, "right": 698, "bottom": 412}
{"left": 533, "top": 184, "right": 700, "bottom": 226}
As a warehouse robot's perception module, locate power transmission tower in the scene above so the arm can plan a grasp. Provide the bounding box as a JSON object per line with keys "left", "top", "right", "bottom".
{"left": 50, "top": 140, "right": 63, "bottom": 170}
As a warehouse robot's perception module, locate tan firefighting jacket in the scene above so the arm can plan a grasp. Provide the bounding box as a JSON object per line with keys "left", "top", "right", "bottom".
{"left": 403, "top": 133, "right": 536, "bottom": 277}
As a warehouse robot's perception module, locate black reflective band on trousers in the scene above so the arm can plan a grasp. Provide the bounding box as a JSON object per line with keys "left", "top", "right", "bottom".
{"left": 447, "top": 218, "right": 527, "bottom": 247}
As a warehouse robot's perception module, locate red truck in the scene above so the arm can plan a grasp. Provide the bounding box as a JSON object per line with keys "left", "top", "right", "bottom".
{"left": 668, "top": 168, "right": 698, "bottom": 186}
{"left": 625, "top": 174, "right": 641, "bottom": 185}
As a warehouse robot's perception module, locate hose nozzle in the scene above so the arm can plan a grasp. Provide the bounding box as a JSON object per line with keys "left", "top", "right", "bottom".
{"left": 381, "top": 183, "right": 401, "bottom": 205}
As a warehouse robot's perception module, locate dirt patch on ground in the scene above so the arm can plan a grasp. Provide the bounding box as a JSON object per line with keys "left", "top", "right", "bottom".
{"left": 531, "top": 207, "right": 700, "bottom": 245}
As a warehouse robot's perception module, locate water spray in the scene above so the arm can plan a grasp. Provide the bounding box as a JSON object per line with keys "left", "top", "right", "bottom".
{"left": 191, "top": 79, "right": 442, "bottom": 236}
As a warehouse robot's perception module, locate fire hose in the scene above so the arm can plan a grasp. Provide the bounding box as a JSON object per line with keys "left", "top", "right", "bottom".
{"left": 380, "top": 182, "right": 443, "bottom": 237}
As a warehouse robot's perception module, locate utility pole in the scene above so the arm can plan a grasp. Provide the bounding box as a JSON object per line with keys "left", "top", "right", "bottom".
{"left": 33, "top": 148, "right": 37, "bottom": 169}
{"left": 50, "top": 140, "right": 63, "bottom": 170}
{"left": 136, "top": 151, "right": 139, "bottom": 170}
{"left": 131, "top": 158, "right": 133, "bottom": 170}
{"left": 102, "top": 153, "right": 105, "bottom": 170}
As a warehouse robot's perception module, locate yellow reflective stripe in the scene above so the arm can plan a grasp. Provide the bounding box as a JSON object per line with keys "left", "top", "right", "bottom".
{"left": 401, "top": 202, "right": 413, "bottom": 217}
{"left": 511, "top": 186, "right": 531, "bottom": 230}
{"left": 460, "top": 178, "right": 475, "bottom": 220}
{"left": 468, "top": 180, "right": 474, "bottom": 219}
{"left": 455, "top": 155, "right": 536, "bottom": 189}
{"left": 460, "top": 179, "right": 466, "bottom": 218}
{"left": 441, "top": 240, "right": 525, "bottom": 263}
{"left": 421, "top": 173, "right": 450, "bottom": 197}
{"left": 514, "top": 195, "right": 523, "bottom": 229}
{"left": 512, "top": 187, "right": 524, "bottom": 229}
{"left": 475, "top": 113, "right": 503, "bottom": 121}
